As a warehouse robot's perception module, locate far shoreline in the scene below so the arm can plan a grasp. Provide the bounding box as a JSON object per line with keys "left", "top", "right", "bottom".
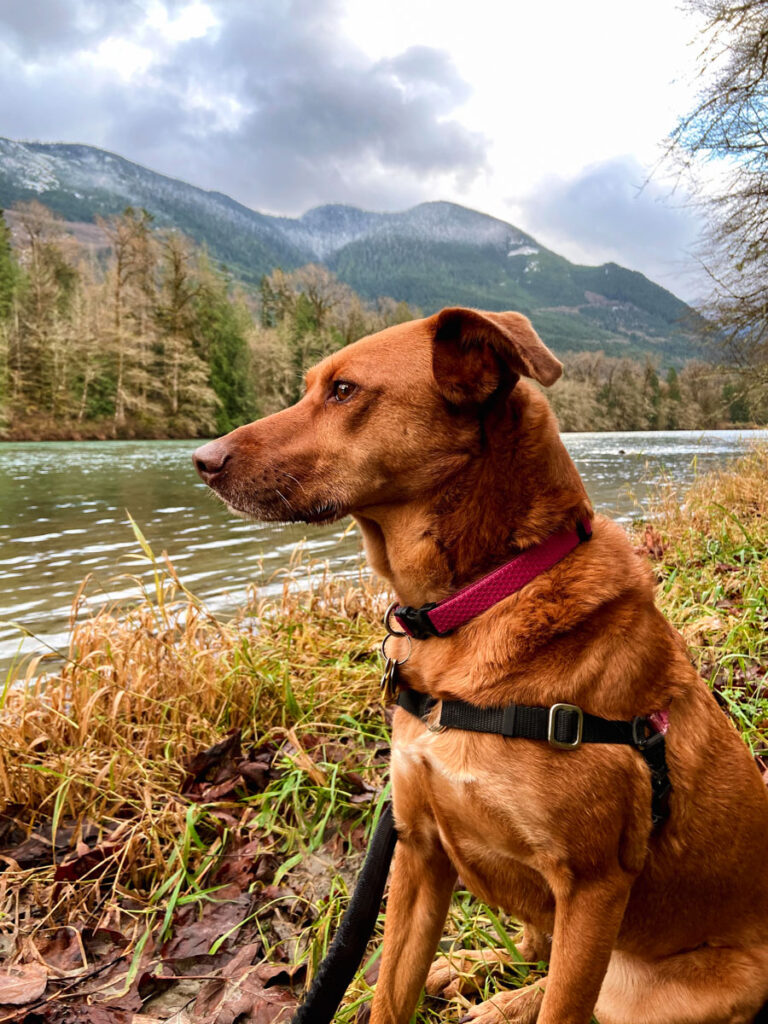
{"left": 3, "top": 424, "right": 768, "bottom": 444}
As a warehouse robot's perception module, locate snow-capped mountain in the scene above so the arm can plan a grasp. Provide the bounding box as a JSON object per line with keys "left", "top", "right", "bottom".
{"left": 0, "top": 137, "right": 699, "bottom": 360}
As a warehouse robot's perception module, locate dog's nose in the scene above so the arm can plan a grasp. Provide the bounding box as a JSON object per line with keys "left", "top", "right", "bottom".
{"left": 193, "top": 440, "right": 231, "bottom": 484}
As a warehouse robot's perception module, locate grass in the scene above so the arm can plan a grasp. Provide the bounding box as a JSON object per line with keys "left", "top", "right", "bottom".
{"left": 0, "top": 447, "right": 766, "bottom": 1021}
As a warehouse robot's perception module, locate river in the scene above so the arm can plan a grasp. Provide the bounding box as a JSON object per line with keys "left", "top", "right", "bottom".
{"left": 2, "top": 430, "right": 767, "bottom": 676}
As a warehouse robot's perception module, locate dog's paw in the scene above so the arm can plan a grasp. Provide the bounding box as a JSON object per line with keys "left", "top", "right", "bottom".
{"left": 458, "top": 983, "right": 545, "bottom": 1023}
{"left": 515, "top": 925, "right": 551, "bottom": 964}
{"left": 425, "top": 948, "right": 511, "bottom": 999}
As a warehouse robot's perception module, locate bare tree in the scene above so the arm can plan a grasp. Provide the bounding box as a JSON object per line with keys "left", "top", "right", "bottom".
{"left": 671, "top": 1, "right": 768, "bottom": 386}
{"left": 97, "top": 208, "right": 157, "bottom": 431}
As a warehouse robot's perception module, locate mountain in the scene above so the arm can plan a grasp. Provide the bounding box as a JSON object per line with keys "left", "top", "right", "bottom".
{"left": 0, "top": 137, "right": 701, "bottom": 362}
{"left": 0, "top": 138, "right": 304, "bottom": 279}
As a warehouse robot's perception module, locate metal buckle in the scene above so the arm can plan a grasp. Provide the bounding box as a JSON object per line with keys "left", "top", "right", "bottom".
{"left": 548, "top": 703, "right": 583, "bottom": 749}
{"left": 383, "top": 601, "right": 409, "bottom": 637}
{"left": 631, "top": 716, "right": 664, "bottom": 751}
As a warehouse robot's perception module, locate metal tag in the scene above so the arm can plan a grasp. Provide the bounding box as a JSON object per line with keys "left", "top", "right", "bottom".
{"left": 380, "top": 657, "right": 398, "bottom": 702}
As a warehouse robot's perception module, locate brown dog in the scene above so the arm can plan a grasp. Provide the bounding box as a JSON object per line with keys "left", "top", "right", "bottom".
{"left": 194, "top": 308, "right": 768, "bottom": 1024}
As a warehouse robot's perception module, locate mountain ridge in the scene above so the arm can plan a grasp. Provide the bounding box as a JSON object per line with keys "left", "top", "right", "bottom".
{"left": 0, "top": 136, "right": 701, "bottom": 363}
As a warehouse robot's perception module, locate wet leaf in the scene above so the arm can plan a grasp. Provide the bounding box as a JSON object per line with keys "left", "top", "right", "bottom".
{"left": 193, "top": 944, "right": 298, "bottom": 1024}
{"left": 162, "top": 886, "right": 254, "bottom": 960}
{"left": 182, "top": 731, "right": 242, "bottom": 795}
{"left": 54, "top": 841, "right": 120, "bottom": 882}
{"left": 35, "top": 928, "right": 85, "bottom": 975}
{"left": 0, "top": 962, "right": 48, "bottom": 1005}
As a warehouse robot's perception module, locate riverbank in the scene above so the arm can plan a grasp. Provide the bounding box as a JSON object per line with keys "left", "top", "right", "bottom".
{"left": 3, "top": 421, "right": 768, "bottom": 444}
{"left": 6, "top": 430, "right": 768, "bottom": 678}
{"left": 0, "top": 419, "right": 209, "bottom": 442}
{"left": 1, "top": 450, "right": 766, "bottom": 1022}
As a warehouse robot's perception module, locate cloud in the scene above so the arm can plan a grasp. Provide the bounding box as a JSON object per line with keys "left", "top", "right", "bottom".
{"left": 516, "top": 157, "right": 706, "bottom": 299}
{"left": 0, "top": 0, "right": 141, "bottom": 58}
{"left": 0, "top": 0, "right": 487, "bottom": 212}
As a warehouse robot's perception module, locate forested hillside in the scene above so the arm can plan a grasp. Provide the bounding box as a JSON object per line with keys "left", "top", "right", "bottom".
{"left": 0, "top": 202, "right": 764, "bottom": 440}
{"left": 0, "top": 138, "right": 704, "bottom": 365}
{"left": 0, "top": 203, "right": 416, "bottom": 438}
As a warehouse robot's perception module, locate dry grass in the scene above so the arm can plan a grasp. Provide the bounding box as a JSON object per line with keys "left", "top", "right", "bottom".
{"left": 634, "top": 445, "right": 768, "bottom": 749}
{"left": 0, "top": 449, "right": 766, "bottom": 1021}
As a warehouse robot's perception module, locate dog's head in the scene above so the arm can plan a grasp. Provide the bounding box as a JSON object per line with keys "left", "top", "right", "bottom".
{"left": 193, "top": 306, "right": 563, "bottom": 523}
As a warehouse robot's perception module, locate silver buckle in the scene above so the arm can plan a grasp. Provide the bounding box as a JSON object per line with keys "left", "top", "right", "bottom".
{"left": 548, "top": 703, "right": 583, "bottom": 749}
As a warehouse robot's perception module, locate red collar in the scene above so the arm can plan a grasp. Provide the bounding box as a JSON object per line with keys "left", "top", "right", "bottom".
{"left": 391, "top": 518, "right": 592, "bottom": 639}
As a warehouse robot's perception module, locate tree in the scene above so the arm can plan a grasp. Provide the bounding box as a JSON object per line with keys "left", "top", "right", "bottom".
{"left": 0, "top": 212, "right": 19, "bottom": 423}
{"left": 10, "top": 202, "right": 79, "bottom": 417}
{"left": 671, "top": 1, "right": 768, "bottom": 386}
{"left": 0, "top": 211, "right": 18, "bottom": 323}
{"left": 154, "top": 231, "right": 218, "bottom": 434}
{"left": 97, "top": 208, "right": 157, "bottom": 430}
{"left": 195, "top": 258, "right": 257, "bottom": 432}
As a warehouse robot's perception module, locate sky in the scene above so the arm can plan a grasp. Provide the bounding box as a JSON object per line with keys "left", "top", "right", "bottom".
{"left": 0, "top": 0, "right": 710, "bottom": 298}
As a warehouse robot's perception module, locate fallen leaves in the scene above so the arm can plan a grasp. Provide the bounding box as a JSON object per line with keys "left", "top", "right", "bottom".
{"left": 0, "top": 963, "right": 48, "bottom": 1006}
{"left": 192, "top": 943, "right": 299, "bottom": 1024}
{"left": 0, "top": 720, "right": 385, "bottom": 1023}
{"left": 636, "top": 525, "right": 665, "bottom": 560}
{"left": 181, "top": 730, "right": 277, "bottom": 803}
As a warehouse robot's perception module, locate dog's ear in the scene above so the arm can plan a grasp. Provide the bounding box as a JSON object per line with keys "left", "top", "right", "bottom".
{"left": 431, "top": 307, "right": 562, "bottom": 406}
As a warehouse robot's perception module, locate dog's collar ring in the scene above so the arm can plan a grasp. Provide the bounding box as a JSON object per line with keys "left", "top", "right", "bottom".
{"left": 383, "top": 600, "right": 409, "bottom": 638}
{"left": 380, "top": 631, "right": 411, "bottom": 666}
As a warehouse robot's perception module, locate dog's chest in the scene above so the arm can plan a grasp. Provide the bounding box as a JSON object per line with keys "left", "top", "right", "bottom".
{"left": 392, "top": 724, "right": 568, "bottom": 862}
{"left": 391, "top": 727, "right": 561, "bottom": 918}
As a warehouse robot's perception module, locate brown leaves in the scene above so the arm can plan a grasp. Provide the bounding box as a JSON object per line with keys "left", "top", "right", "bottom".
{"left": 636, "top": 524, "right": 665, "bottom": 560}
{"left": 0, "top": 963, "right": 48, "bottom": 1006}
{"left": 192, "top": 943, "right": 299, "bottom": 1024}
{"left": 0, "top": 817, "right": 101, "bottom": 871}
{"left": 182, "top": 731, "right": 276, "bottom": 803}
{"left": 0, "top": 719, "right": 386, "bottom": 1024}
{"left": 161, "top": 885, "right": 255, "bottom": 961}
{"left": 53, "top": 839, "right": 121, "bottom": 883}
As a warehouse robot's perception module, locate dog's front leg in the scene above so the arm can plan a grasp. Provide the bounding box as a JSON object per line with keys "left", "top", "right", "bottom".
{"left": 463, "top": 870, "right": 633, "bottom": 1024}
{"left": 369, "top": 832, "right": 456, "bottom": 1024}
{"left": 537, "top": 871, "right": 633, "bottom": 1024}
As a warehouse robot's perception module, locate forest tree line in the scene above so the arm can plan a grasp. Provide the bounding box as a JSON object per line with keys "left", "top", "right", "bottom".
{"left": 0, "top": 201, "right": 764, "bottom": 440}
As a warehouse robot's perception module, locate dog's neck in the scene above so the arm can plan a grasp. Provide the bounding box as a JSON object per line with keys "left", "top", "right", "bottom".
{"left": 354, "top": 383, "right": 591, "bottom": 607}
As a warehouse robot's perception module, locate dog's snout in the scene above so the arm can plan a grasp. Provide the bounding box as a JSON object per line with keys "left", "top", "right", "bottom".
{"left": 193, "top": 440, "right": 231, "bottom": 484}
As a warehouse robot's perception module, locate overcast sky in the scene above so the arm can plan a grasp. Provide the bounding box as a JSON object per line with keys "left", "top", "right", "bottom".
{"left": 0, "top": 0, "right": 709, "bottom": 298}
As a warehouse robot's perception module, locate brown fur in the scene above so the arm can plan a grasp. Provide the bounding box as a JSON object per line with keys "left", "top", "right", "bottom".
{"left": 194, "top": 308, "right": 768, "bottom": 1024}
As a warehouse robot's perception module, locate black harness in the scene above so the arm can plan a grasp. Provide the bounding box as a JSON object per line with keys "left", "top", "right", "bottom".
{"left": 396, "top": 687, "right": 672, "bottom": 828}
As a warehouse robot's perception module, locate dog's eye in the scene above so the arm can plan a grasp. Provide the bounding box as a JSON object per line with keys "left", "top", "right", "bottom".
{"left": 331, "top": 380, "right": 357, "bottom": 402}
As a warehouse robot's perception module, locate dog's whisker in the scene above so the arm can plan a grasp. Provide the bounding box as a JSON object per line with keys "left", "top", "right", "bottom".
{"left": 282, "top": 472, "right": 308, "bottom": 495}
{"left": 275, "top": 488, "right": 294, "bottom": 512}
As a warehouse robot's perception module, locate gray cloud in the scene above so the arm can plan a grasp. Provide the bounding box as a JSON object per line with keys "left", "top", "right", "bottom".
{"left": 0, "top": 0, "right": 487, "bottom": 212}
{"left": 518, "top": 157, "right": 706, "bottom": 300}
{"left": 0, "top": 0, "right": 142, "bottom": 58}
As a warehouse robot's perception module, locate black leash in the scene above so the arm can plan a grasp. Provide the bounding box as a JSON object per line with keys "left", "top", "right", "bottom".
{"left": 289, "top": 690, "right": 671, "bottom": 1022}
{"left": 290, "top": 801, "right": 397, "bottom": 1024}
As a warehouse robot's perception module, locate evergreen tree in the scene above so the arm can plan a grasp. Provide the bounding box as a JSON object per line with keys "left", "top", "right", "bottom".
{"left": 665, "top": 367, "right": 682, "bottom": 429}
{"left": 0, "top": 211, "right": 18, "bottom": 323}
{"left": 642, "top": 360, "right": 662, "bottom": 429}
{"left": 195, "top": 259, "right": 257, "bottom": 433}
{"left": 155, "top": 231, "right": 218, "bottom": 434}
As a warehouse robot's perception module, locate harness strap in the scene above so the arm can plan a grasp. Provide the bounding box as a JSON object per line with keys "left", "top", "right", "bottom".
{"left": 397, "top": 688, "right": 671, "bottom": 827}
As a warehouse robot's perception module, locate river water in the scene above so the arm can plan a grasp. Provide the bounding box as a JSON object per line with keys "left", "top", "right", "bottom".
{"left": 2, "top": 430, "right": 767, "bottom": 676}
